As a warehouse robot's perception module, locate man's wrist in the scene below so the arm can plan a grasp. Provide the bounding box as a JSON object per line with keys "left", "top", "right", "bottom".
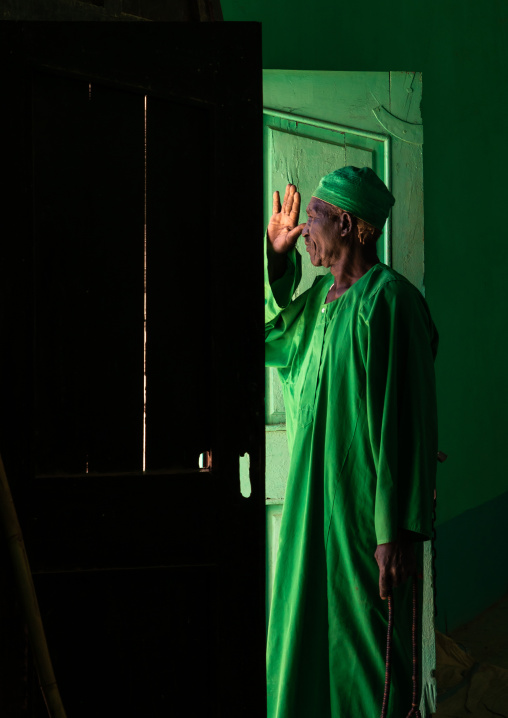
{"left": 267, "top": 244, "right": 289, "bottom": 284}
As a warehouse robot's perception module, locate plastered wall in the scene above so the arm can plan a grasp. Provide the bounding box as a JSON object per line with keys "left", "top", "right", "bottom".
{"left": 221, "top": 0, "right": 508, "bottom": 629}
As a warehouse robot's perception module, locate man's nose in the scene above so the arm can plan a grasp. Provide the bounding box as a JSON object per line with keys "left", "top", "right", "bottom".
{"left": 302, "top": 223, "right": 309, "bottom": 237}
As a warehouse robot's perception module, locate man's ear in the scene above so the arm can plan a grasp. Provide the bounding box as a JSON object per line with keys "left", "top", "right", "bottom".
{"left": 340, "top": 211, "right": 354, "bottom": 239}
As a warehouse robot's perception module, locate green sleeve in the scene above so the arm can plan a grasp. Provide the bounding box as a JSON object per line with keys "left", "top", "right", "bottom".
{"left": 360, "top": 280, "right": 439, "bottom": 545}
{"left": 264, "top": 232, "right": 303, "bottom": 370}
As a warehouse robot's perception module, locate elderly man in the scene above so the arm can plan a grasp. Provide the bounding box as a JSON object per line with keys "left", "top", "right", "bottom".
{"left": 265, "top": 167, "right": 438, "bottom": 718}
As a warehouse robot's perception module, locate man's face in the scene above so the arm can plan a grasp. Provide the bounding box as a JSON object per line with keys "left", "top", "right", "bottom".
{"left": 302, "top": 198, "right": 343, "bottom": 267}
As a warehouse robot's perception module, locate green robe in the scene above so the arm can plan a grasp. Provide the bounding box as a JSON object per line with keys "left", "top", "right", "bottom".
{"left": 265, "top": 246, "right": 438, "bottom": 718}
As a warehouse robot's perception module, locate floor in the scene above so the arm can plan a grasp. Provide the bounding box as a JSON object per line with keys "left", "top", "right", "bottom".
{"left": 449, "top": 593, "right": 508, "bottom": 669}
{"left": 434, "top": 593, "right": 508, "bottom": 717}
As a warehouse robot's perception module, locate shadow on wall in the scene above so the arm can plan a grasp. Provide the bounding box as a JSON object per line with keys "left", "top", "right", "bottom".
{"left": 436, "top": 490, "right": 508, "bottom": 633}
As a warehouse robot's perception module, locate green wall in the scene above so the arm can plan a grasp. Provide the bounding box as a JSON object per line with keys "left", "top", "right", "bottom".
{"left": 222, "top": 0, "right": 508, "bottom": 628}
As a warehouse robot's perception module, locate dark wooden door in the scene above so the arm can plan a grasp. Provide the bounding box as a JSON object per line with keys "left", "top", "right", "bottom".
{"left": 0, "top": 22, "right": 265, "bottom": 717}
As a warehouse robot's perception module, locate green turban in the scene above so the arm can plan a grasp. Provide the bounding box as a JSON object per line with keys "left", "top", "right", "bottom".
{"left": 312, "top": 166, "right": 395, "bottom": 230}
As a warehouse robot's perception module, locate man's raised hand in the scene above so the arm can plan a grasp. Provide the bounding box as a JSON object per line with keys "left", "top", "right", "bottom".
{"left": 267, "top": 184, "right": 306, "bottom": 254}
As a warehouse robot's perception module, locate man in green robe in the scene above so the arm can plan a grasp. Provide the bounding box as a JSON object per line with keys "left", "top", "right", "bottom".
{"left": 265, "top": 167, "right": 438, "bottom": 717}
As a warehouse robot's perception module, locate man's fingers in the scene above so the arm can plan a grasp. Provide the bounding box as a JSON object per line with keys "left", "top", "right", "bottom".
{"left": 391, "top": 547, "right": 416, "bottom": 589}
{"left": 286, "top": 223, "right": 305, "bottom": 246}
{"left": 282, "top": 184, "right": 296, "bottom": 215}
{"left": 289, "top": 191, "right": 301, "bottom": 224}
{"left": 375, "top": 540, "right": 415, "bottom": 599}
{"left": 388, "top": 568, "right": 400, "bottom": 591}
{"left": 272, "top": 191, "right": 281, "bottom": 216}
{"left": 379, "top": 566, "right": 392, "bottom": 600}
{"left": 281, "top": 184, "right": 291, "bottom": 214}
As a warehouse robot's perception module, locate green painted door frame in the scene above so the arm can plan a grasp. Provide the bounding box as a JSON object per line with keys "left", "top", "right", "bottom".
{"left": 261, "top": 70, "right": 435, "bottom": 716}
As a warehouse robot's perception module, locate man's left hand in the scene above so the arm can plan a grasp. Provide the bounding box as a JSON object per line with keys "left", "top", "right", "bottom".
{"left": 374, "top": 534, "right": 416, "bottom": 600}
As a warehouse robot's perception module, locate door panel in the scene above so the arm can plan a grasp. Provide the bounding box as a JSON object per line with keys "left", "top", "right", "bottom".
{"left": 264, "top": 111, "right": 389, "bottom": 432}
{"left": 264, "top": 112, "right": 389, "bottom": 298}
{"left": 33, "top": 566, "right": 220, "bottom": 717}
{"left": 1, "top": 22, "right": 265, "bottom": 718}
{"left": 264, "top": 104, "right": 391, "bottom": 494}
{"left": 144, "top": 94, "right": 214, "bottom": 471}
{"left": 33, "top": 72, "right": 144, "bottom": 477}
{"left": 266, "top": 505, "right": 282, "bottom": 619}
